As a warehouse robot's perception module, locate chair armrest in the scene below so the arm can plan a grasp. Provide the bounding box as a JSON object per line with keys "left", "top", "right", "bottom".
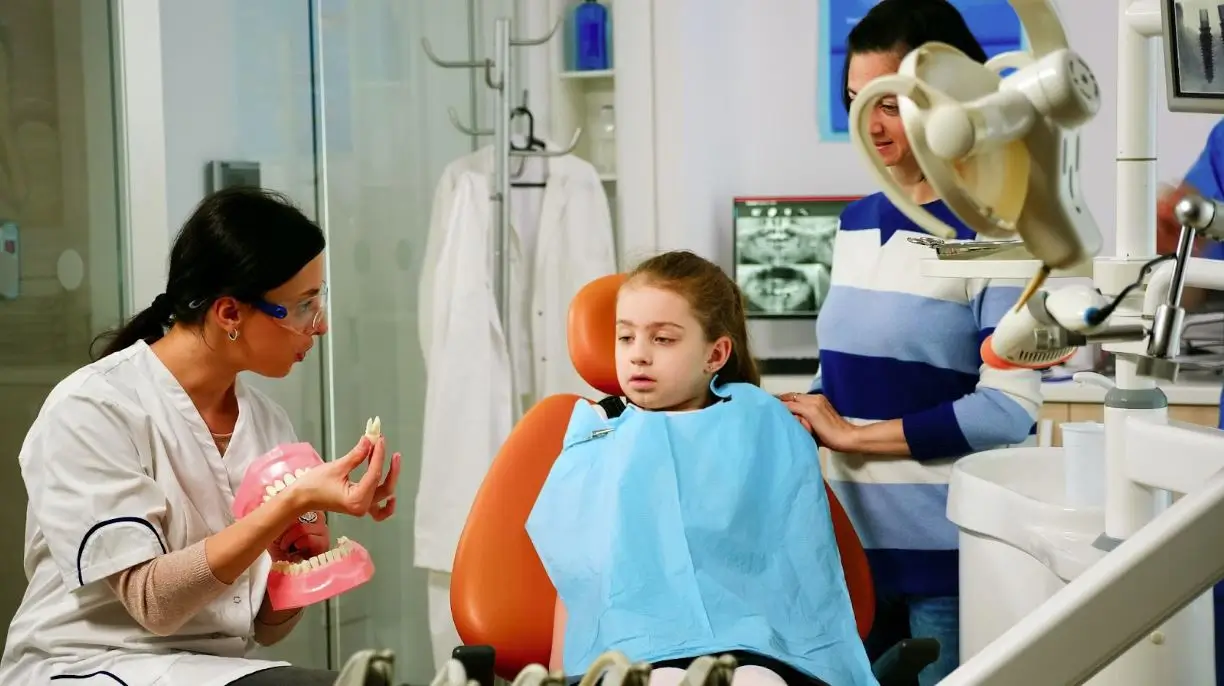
{"left": 870, "top": 637, "right": 941, "bottom": 686}
{"left": 451, "top": 645, "right": 497, "bottom": 686}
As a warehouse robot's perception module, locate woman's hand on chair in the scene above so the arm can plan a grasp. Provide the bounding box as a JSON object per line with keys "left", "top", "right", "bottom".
{"left": 779, "top": 393, "right": 860, "bottom": 452}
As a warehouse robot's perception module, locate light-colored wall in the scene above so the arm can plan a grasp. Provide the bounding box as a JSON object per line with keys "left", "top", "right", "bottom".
{"left": 644, "top": 0, "right": 1222, "bottom": 359}
{"left": 0, "top": 0, "right": 122, "bottom": 629}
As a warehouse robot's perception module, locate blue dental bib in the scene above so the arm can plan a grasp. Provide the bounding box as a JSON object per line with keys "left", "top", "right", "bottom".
{"left": 525, "top": 381, "right": 877, "bottom": 686}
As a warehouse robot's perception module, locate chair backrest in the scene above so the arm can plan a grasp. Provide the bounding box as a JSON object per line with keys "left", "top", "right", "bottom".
{"left": 449, "top": 274, "right": 875, "bottom": 678}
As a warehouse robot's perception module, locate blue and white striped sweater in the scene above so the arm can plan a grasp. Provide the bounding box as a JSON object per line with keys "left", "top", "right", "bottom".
{"left": 814, "top": 193, "right": 1043, "bottom": 597}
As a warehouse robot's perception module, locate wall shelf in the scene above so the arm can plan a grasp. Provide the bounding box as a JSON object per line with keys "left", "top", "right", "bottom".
{"left": 549, "top": 0, "right": 622, "bottom": 251}
{"left": 559, "top": 69, "right": 615, "bottom": 80}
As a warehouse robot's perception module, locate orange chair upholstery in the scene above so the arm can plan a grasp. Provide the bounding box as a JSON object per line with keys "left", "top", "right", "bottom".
{"left": 449, "top": 274, "right": 933, "bottom": 683}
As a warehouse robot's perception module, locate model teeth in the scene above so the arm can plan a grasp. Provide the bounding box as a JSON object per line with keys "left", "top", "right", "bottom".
{"left": 261, "top": 467, "right": 312, "bottom": 504}
{"left": 364, "top": 416, "right": 382, "bottom": 442}
{"left": 270, "top": 536, "right": 356, "bottom": 575}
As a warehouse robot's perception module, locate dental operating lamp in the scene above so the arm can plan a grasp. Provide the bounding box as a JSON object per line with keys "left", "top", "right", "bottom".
{"left": 848, "top": 0, "right": 1224, "bottom": 684}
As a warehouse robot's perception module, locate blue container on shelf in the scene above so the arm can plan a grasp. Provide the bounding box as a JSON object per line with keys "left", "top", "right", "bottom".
{"left": 572, "top": 0, "right": 610, "bottom": 71}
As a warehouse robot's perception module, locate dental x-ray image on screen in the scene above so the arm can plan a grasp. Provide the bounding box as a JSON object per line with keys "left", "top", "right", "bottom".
{"left": 732, "top": 196, "right": 849, "bottom": 319}
{"left": 1167, "top": 0, "right": 1224, "bottom": 98}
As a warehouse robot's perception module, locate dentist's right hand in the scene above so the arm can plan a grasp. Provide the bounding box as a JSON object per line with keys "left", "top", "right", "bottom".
{"left": 285, "top": 436, "right": 402, "bottom": 519}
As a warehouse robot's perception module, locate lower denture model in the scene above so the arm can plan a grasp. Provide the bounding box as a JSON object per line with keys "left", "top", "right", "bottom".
{"left": 232, "top": 417, "right": 383, "bottom": 610}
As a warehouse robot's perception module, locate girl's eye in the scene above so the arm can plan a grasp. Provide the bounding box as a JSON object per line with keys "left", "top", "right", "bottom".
{"left": 617, "top": 335, "right": 632, "bottom": 343}
{"left": 880, "top": 103, "right": 899, "bottom": 116}
{"left": 654, "top": 337, "right": 673, "bottom": 344}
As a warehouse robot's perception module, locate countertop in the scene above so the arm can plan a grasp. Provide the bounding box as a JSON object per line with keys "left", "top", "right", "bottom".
{"left": 760, "top": 372, "right": 1224, "bottom": 406}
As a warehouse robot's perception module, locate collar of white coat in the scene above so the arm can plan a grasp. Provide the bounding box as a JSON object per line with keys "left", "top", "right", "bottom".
{"left": 135, "top": 339, "right": 255, "bottom": 444}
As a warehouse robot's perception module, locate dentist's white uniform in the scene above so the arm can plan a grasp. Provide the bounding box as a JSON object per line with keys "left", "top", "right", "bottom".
{"left": 416, "top": 144, "right": 617, "bottom": 670}
{"left": 0, "top": 341, "right": 298, "bottom": 686}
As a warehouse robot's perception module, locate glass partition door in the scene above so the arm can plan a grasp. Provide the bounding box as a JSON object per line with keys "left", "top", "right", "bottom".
{"left": 0, "top": 0, "right": 124, "bottom": 630}
{"left": 311, "top": 1, "right": 487, "bottom": 682}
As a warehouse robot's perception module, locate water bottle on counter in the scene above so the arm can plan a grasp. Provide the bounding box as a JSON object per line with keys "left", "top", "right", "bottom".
{"left": 573, "top": 0, "right": 610, "bottom": 71}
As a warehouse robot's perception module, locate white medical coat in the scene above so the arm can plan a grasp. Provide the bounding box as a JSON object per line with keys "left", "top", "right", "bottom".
{"left": 414, "top": 145, "right": 617, "bottom": 573}
{"left": 0, "top": 341, "right": 298, "bottom": 686}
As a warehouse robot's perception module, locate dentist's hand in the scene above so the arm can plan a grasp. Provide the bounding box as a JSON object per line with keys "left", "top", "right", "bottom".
{"left": 286, "top": 436, "right": 401, "bottom": 518}
{"left": 271, "top": 517, "right": 330, "bottom": 562}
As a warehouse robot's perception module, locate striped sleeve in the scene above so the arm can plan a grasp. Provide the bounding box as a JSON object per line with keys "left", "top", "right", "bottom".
{"left": 901, "top": 278, "right": 1042, "bottom": 460}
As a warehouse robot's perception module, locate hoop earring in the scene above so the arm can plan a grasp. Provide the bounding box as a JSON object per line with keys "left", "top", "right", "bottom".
{"left": 227, "top": 329, "right": 239, "bottom": 342}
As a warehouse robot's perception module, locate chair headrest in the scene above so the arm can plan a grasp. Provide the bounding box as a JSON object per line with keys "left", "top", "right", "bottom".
{"left": 567, "top": 273, "right": 626, "bottom": 398}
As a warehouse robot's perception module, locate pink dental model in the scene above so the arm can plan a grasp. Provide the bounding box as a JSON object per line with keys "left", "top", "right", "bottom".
{"left": 232, "top": 418, "right": 382, "bottom": 610}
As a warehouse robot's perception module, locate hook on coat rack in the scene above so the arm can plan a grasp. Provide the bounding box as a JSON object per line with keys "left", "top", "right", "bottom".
{"left": 510, "top": 17, "right": 562, "bottom": 46}
{"left": 421, "top": 38, "right": 486, "bottom": 70}
{"left": 448, "top": 107, "right": 492, "bottom": 137}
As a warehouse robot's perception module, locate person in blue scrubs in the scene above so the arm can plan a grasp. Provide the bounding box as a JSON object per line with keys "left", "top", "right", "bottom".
{"left": 1156, "top": 118, "right": 1224, "bottom": 685}
{"left": 1157, "top": 118, "right": 1224, "bottom": 424}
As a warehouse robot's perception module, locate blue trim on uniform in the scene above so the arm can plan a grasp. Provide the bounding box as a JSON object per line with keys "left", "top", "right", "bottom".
{"left": 76, "top": 516, "right": 167, "bottom": 586}
{"left": 51, "top": 672, "right": 129, "bottom": 684}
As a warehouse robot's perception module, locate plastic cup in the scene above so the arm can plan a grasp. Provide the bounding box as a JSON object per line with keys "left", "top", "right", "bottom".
{"left": 1061, "top": 421, "right": 1105, "bottom": 508}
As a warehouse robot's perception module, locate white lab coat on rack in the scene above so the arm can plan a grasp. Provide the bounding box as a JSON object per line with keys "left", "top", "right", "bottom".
{"left": 415, "top": 138, "right": 617, "bottom": 670}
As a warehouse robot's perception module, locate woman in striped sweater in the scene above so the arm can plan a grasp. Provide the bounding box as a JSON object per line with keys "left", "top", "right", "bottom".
{"left": 782, "top": 2, "right": 1043, "bottom": 684}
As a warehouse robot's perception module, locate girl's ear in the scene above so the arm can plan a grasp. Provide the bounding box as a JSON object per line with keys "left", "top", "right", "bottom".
{"left": 705, "top": 336, "right": 732, "bottom": 373}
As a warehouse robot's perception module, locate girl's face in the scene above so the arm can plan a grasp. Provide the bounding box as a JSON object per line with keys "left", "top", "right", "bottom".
{"left": 846, "top": 50, "right": 911, "bottom": 168}
{"left": 614, "top": 282, "right": 730, "bottom": 412}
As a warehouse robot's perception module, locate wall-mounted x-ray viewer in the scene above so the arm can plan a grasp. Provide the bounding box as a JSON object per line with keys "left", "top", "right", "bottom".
{"left": 0, "top": 221, "right": 20, "bottom": 300}
{"left": 732, "top": 196, "right": 854, "bottom": 319}
{"left": 1163, "top": 0, "right": 1224, "bottom": 113}
{"left": 205, "top": 160, "right": 262, "bottom": 194}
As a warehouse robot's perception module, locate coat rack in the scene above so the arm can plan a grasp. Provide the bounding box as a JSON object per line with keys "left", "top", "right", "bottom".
{"left": 422, "top": 17, "right": 583, "bottom": 346}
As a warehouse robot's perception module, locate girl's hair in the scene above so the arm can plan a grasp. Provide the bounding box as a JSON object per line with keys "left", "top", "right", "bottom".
{"left": 94, "top": 187, "right": 326, "bottom": 360}
{"left": 627, "top": 250, "right": 761, "bottom": 386}
{"left": 841, "top": 0, "right": 989, "bottom": 112}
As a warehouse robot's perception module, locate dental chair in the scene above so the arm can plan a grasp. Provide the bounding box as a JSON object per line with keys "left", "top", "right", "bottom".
{"left": 448, "top": 274, "right": 940, "bottom": 686}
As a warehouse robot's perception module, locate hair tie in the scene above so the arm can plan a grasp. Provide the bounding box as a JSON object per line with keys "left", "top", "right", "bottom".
{"left": 150, "top": 293, "right": 174, "bottom": 323}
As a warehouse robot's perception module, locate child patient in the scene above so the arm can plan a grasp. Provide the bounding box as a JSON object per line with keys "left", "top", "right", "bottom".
{"left": 526, "top": 252, "right": 877, "bottom": 686}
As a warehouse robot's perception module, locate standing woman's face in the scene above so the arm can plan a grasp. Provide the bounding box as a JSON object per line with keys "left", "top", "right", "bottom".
{"left": 846, "top": 50, "right": 911, "bottom": 168}
{"left": 216, "top": 254, "right": 330, "bottom": 378}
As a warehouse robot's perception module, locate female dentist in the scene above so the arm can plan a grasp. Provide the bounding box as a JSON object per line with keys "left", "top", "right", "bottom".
{"left": 0, "top": 187, "right": 401, "bottom": 686}
{"left": 781, "top": 1, "right": 1044, "bottom": 684}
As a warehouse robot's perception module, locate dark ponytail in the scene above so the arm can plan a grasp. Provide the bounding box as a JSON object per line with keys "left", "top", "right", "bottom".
{"left": 92, "top": 187, "right": 326, "bottom": 360}
{"left": 94, "top": 294, "right": 175, "bottom": 360}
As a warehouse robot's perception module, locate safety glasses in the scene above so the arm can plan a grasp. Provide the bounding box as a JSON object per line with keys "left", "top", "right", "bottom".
{"left": 253, "top": 282, "right": 328, "bottom": 334}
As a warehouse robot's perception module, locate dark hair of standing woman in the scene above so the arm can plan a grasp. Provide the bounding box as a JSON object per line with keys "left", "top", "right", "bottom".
{"left": 93, "top": 187, "right": 326, "bottom": 360}
{"left": 841, "top": 0, "right": 990, "bottom": 112}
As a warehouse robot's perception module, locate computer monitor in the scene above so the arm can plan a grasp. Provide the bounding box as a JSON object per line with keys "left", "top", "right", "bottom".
{"left": 1162, "top": 0, "right": 1224, "bottom": 113}
{"left": 731, "top": 196, "right": 853, "bottom": 319}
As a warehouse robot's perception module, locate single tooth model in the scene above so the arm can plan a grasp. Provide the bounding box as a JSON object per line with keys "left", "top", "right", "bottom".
{"left": 232, "top": 441, "right": 376, "bottom": 610}
{"left": 364, "top": 416, "right": 382, "bottom": 442}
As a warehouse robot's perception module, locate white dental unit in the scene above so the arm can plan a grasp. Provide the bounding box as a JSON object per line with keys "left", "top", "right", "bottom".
{"left": 847, "top": 0, "right": 1224, "bottom": 684}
